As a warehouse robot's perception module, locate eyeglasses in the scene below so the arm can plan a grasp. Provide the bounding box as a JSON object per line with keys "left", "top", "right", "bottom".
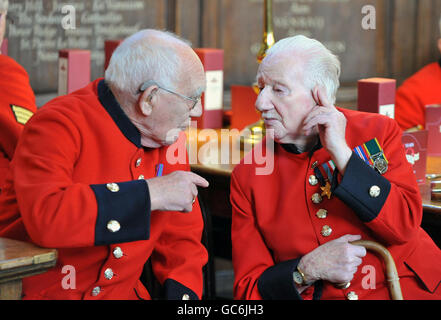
{"left": 139, "top": 80, "right": 200, "bottom": 111}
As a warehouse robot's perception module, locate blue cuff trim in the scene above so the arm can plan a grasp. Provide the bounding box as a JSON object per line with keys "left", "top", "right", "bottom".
{"left": 163, "top": 279, "right": 199, "bottom": 300}
{"left": 257, "top": 259, "right": 303, "bottom": 300}
{"left": 334, "top": 152, "right": 391, "bottom": 222}
{"left": 91, "top": 180, "right": 151, "bottom": 245}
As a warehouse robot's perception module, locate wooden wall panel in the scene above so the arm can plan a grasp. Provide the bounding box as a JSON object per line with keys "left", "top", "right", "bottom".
{"left": 6, "top": 0, "right": 168, "bottom": 93}
{"left": 175, "top": 0, "right": 201, "bottom": 46}
{"left": 4, "top": 0, "right": 440, "bottom": 94}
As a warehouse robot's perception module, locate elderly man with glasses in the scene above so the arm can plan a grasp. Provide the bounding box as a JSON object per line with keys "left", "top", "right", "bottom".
{"left": 0, "top": 29, "right": 209, "bottom": 300}
{"left": 0, "top": 0, "right": 37, "bottom": 190}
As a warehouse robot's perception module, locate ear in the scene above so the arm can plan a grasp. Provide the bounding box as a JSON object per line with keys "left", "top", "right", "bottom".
{"left": 137, "top": 85, "right": 158, "bottom": 117}
{"left": 438, "top": 39, "right": 441, "bottom": 55}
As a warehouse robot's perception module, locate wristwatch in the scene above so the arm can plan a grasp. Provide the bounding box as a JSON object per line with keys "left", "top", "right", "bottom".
{"left": 293, "top": 265, "right": 309, "bottom": 286}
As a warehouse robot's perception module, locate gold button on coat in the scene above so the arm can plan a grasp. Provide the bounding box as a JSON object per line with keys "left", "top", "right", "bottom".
{"left": 135, "top": 158, "right": 142, "bottom": 167}
{"left": 316, "top": 209, "right": 328, "bottom": 219}
{"left": 311, "top": 193, "right": 323, "bottom": 204}
{"left": 369, "top": 185, "right": 381, "bottom": 198}
{"left": 182, "top": 294, "right": 190, "bottom": 300}
{"left": 107, "top": 220, "right": 121, "bottom": 233}
{"left": 309, "top": 175, "right": 318, "bottom": 186}
{"left": 106, "top": 183, "right": 120, "bottom": 192}
{"left": 104, "top": 268, "right": 114, "bottom": 280}
{"left": 113, "top": 247, "right": 123, "bottom": 259}
{"left": 138, "top": 174, "right": 145, "bottom": 180}
{"left": 91, "top": 286, "right": 101, "bottom": 296}
{"left": 347, "top": 291, "right": 359, "bottom": 300}
{"left": 321, "top": 225, "right": 332, "bottom": 237}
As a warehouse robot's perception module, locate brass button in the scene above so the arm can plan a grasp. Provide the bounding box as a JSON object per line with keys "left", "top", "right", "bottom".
{"left": 107, "top": 220, "right": 121, "bottom": 233}
{"left": 311, "top": 193, "right": 323, "bottom": 204}
{"left": 113, "top": 247, "right": 123, "bottom": 259}
{"left": 182, "top": 294, "right": 190, "bottom": 300}
{"left": 309, "top": 175, "right": 318, "bottom": 186}
{"left": 138, "top": 174, "right": 145, "bottom": 180}
{"left": 316, "top": 209, "right": 328, "bottom": 219}
{"left": 369, "top": 185, "right": 381, "bottom": 198}
{"left": 135, "top": 158, "right": 142, "bottom": 168}
{"left": 104, "top": 268, "right": 114, "bottom": 280}
{"left": 91, "top": 286, "right": 101, "bottom": 296}
{"left": 106, "top": 183, "right": 120, "bottom": 193}
{"left": 347, "top": 291, "right": 359, "bottom": 300}
{"left": 321, "top": 225, "right": 332, "bottom": 237}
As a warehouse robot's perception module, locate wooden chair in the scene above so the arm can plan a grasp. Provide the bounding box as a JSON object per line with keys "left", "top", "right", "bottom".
{"left": 0, "top": 237, "right": 57, "bottom": 300}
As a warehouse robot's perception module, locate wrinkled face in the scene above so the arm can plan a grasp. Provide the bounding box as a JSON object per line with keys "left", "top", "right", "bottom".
{"left": 255, "top": 54, "right": 317, "bottom": 144}
{"left": 138, "top": 51, "right": 206, "bottom": 148}
{"left": 0, "top": 11, "right": 6, "bottom": 48}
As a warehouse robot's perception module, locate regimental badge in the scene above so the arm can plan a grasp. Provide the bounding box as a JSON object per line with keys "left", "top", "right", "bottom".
{"left": 10, "top": 105, "right": 34, "bottom": 125}
{"left": 353, "top": 138, "right": 389, "bottom": 175}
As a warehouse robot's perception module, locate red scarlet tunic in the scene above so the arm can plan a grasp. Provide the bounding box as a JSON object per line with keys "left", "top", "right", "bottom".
{"left": 0, "top": 54, "right": 37, "bottom": 189}
{"left": 0, "top": 79, "right": 207, "bottom": 300}
{"left": 395, "top": 61, "right": 441, "bottom": 130}
{"left": 231, "top": 108, "right": 441, "bottom": 300}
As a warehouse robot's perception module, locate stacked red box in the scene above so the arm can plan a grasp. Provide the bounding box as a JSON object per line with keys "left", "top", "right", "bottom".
{"left": 194, "top": 48, "right": 224, "bottom": 129}
{"left": 426, "top": 104, "right": 441, "bottom": 156}
{"left": 104, "top": 40, "right": 122, "bottom": 72}
{"left": 58, "top": 49, "right": 91, "bottom": 96}
{"left": 230, "top": 85, "right": 260, "bottom": 131}
{"left": 402, "top": 130, "right": 428, "bottom": 184}
{"left": 357, "top": 78, "right": 396, "bottom": 119}
{"left": 1, "top": 38, "right": 8, "bottom": 56}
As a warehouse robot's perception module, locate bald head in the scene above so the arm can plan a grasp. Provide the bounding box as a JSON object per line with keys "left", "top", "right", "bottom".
{"left": 105, "top": 29, "right": 203, "bottom": 109}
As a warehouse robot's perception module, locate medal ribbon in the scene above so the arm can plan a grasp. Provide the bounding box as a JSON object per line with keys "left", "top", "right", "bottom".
{"left": 353, "top": 138, "right": 388, "bottom": 167}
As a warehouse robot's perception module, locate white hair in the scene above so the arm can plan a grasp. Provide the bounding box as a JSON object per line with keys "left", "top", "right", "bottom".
{"left": 104, "top": 29, "right": 192, "bottom": 109}
{"left": 0, "top": 0, "right": 8, "bottom": 12}
{"left": 265, "top": 35, "right": 341, "bottom": 105}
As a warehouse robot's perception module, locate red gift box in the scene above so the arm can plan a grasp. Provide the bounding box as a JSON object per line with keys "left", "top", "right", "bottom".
{"left": 194, "top": 48, "right": 224, "bottom": 129}
{"left": 230, "top": 85, "right": 260, "bottom": 131}
{"left": 426, "top": 104, "right": 441, "bottom": 156}
{"left": 58, "top": 49, "right": 91, "bottom": 96}
{"left": 104, "top": 40, "right": 122, "bottom": 72}
{"left": 358, "top": 78, "right": 396, "bottom": 119}
{"left": 1, "top": 38, "right": 8, "bottom": 56}
{"left": 402, "top": 130, "right": 428, "bottom": 184}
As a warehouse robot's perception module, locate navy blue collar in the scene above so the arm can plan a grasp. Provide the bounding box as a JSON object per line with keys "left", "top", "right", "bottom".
{"left": 281, "top": 138, "right": 323, "bottom": 157}
{"left": 97, "top": 80, "right": 142, "bottom": 148}
{"left": 438, "top": 58, "right": 441, "bottom": 69}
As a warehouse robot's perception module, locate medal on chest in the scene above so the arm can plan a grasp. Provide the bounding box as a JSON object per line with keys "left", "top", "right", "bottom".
{"left": 312, "top": 160, "right": 337, "bottom": 200}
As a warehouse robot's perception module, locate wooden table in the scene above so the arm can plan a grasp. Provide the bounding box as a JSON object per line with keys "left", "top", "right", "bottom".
{"left": 0, "top": 238, "right": 57, "bottom": 300}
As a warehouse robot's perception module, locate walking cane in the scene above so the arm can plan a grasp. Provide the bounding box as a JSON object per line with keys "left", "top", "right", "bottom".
{"left": 350, "top": 240, "right": 404, "bottom": 300}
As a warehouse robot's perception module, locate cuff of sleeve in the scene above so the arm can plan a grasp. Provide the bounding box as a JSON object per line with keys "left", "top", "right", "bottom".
{"left": 91, "top": 180, "right": 151, "bottom": 245}
{"left": 257, "top": 259, "right": 302, "bottom": 300}
{"left": 334, "top": 152, "right": 391, "bottom": 222}
{"left": 163, "top": 279, "right": 199, "bottom": 300}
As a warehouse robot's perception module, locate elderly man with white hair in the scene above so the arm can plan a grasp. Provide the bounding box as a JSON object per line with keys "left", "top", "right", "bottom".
{"left": 0, "top": 0, "right": 37, "bottom": 190}
{"left": 0, "top": 29, "right": 209, "bottom": 300}
{"left": 231, "top": 35, "right": 441, "bottom": 300}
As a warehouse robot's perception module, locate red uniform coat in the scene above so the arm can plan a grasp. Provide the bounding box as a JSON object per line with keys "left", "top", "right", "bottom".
{"left": 395, "top": 61, "right": 441, "bottom": 130}
{"left": 0, "top": 79, "right": 207, "bottom": 300}
{"left": 0, "top": 54, "right": 37, "bottom": 189}
{"left": 231, "top": 108, "right": 441, "bottom": 300}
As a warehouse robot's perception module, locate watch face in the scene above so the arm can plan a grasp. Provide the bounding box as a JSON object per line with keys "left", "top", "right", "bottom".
{"left": 293, "top": 271, "right": 303, "bottom": 285}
